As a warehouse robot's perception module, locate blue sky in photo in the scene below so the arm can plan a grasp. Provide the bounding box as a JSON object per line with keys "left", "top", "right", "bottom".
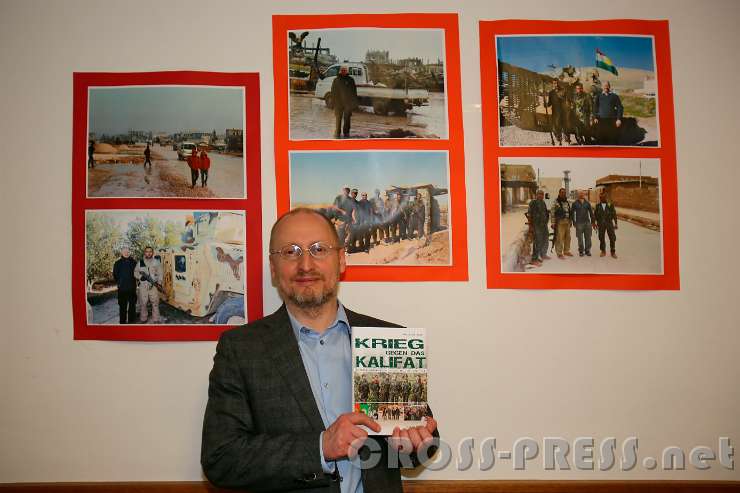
{"left": 89, "top": 86, "right": 243, "bottom": 135}
{"left": 290, "top": 151, "right": 449, "bottom": 205}
{"left": 496, "top": 35, "right": 655, "bottom": 73}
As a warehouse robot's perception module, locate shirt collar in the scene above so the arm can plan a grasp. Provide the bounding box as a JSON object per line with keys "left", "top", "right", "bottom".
{"left": 287, "top": 302, "right": 350, "bottom": 340}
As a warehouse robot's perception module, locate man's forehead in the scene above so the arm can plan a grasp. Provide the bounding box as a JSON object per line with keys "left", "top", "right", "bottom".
{"left": 272, "top": 212, "right": 334, "bottom": 244}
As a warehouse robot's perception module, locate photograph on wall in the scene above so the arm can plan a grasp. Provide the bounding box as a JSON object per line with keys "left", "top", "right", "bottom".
{"left": 287, "top": 28, "right": 447, "bottom": 140}
{"left": 496, "top": 34, "right": 659, "bottom": 147}
{"left": 499, "top": 157, "right": 663, "bottom": 274}
{"left": 85, "top": 210, "right": 247, "bottom": 326}
{"left": 290, "top": 151, "right": 451, "bottom": 266}
{"left": 87, "top": 85, "right": 246, "bottom": 198}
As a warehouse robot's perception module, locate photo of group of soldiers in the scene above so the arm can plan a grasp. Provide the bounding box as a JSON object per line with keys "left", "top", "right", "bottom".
{"left": 319, "top": 186, "right": 433, "bottom": 254}
{"left": 354, "top": 372, "right": 428, "bottom": 405}
{"left": 545, "top": 75, "right": 625, "bottom": 146}
{"left": 527, "top": 187, "right": 619, "bottom": 266}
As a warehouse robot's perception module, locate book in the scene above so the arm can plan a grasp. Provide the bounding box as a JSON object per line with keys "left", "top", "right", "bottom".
{"left": 351, "top": 326, "right": 428, "bottom": 435}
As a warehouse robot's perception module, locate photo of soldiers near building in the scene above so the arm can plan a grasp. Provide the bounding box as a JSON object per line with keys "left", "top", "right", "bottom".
{"left": 496, "top": 34, "right": 659, "bottom": 147}
{"left": 87, "top": 85, "right": 246, "bottom": 198}
{"left": 290, "top": 151, "right": 451, "bottom": 265}
{"left": 354, "top": 372, "right": 428, "bottom": 405}
{"left": 86, "top": 210, "right": 247, "bottom": 325}
{"left": 500, "top": 158, "right": 663, "bottom": 274}
{"left": 287, "top": 29, "right": 448, "bottom": 139}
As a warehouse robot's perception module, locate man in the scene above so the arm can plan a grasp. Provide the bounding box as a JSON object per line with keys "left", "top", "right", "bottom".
{"left": 347, "top": 188, "right": 362, "bottom": 252}
{"left": 187, "top": 147, "right": 201, "bottom": 188}
{"left": 370, "top": 189, "right": 385, "bottom": 246}
{"left": 201, "top": 208, "right": 438, "bottom": 493}
{"left": 331, "top": 186, "right": 355, "bottom": 246}
{"left": 88, "top": 140, "right": 95, "bottom": 168}
{"left": 594, "top": 191, "right": 619, "bottom": 258}
{"left": 143, "top": 143, "right": 152, "bottom": 168}
{"left": 331, "top": 66, "right": 359, "bottom": 139}
{"left": 134, "top": 246, "right": 163, "bottom": 323}
{"left": 572, "top": 82, "right": 593, "bottom": 145}
{"left": 593, "top": 81, "right": 624, "bottom": 145}
{"left": 570, "top": 190, "right": 595, "bottom": 257}
{"left": 551, "top": 188, "right": 573, "bottom": 259}
{"left": 545, "top": 79, "right": 570, "bottom": 146}
{"left": 199, "top": 149, "right": 210, "bottom": 187}
{"left": 355, "top": 192, "right": 373, "bottom": 252}
{"left": 527, "top": 189, "right": 550, "bottom": 266}
{"left": 112, "top": 246, "right": 137, "bottom": 324}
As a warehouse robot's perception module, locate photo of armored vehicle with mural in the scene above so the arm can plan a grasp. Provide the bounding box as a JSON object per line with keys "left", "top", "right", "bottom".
{"left": 158, "top": 211, "right": 245, "bottom": 319}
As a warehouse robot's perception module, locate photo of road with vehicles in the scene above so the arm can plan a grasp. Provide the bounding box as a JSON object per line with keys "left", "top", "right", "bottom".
{"left": 86, "top": 86, "right": 246, "bottom": 198}
{"left": 287, "top": 29, "right": 448, "bottom": 139}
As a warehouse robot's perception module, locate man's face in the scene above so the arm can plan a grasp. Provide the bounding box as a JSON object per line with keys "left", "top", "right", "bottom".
{"left": 121, "top": 248, "right": 130, "bottom": 258}
{"left": 342, "top": 187, "right": 350, "bottom": 196}
{"left": 361, "top": 193, "right": 367, "bottom": 201}
{"left": 144, "top": 248, "right": 154, "bottom": 259}
{"left": 552, "top": 80, "right": 559, "bottom": 89}
{"left": 604, "top": 82, "right": 611, "bottom": 93}
{"left": 576, "top": 85, "right": 583, "bottom": 94}
{"left": 351, "top": 190, "right": 358, "bottom": 199}
{"left": 578, "top": 191, "right": 586, "bottom": 201}
{"left": 537, "top": 191, "right": 544, "bottom": 200}
{"left": 600, "top": 193, "right": 607, "bottom": 203}
{"left": 558, "top": 189, "right": 566, "bottom": 200}
{"left": 340, "top": 66, "right": 348, "bottom": 76}
{"left": 269, "top": 212, "right": 346, "bottom": 311}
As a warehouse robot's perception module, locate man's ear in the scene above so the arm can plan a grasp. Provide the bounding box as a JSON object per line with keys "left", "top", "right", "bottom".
{"left": 268, "top": 256, "right": 278, "bottom": 287}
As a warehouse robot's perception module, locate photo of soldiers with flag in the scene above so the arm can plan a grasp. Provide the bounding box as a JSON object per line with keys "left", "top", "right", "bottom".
{"left": 496, "top": 34, "right": 659, "bottom": 147}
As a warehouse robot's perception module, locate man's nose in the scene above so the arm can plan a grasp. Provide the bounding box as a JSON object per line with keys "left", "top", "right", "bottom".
{"left": 297, "top": 249, "right": 316, "bottom": 270}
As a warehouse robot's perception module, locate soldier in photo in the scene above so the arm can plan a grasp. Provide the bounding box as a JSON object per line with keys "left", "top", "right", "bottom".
{"left": 570, "top": 190, "right": 596, "bottom": 257}
{"left": 144, "top": 143, "right": 152, "bottom": 168}
{"left": 112, "top": 246, "right": 137, "bottom": 324}
{"left": 594, "top": 190, "right": 619, "bottom": 258}
{"left": 551, "top": 188, "right": 573, "bottom": 259}
{"left": 134, "top": 246, "right": 163, "bottom": 323}
{"left": 370, "top": 189, "right": 386, "bottom": 246}
{"left": 368, "top": 374, "right": 380, "bottom": 403}
{"left": 572, "top": 82, "right": 593, "bottom": 145}
{"left": 545, "top": 79, "right": 571, "bottom": 146}
{"left": 594, "top": 81, "right": 624, "bottom": 145}
{"left": 527, "top": 189, "right": 550, "bottom": 266}
{"left": 355, "top": 191, "right": 372, "bottom": 252}
{"left": 379, "top": 375, "right": 391, "bottom": 403}
{"left": 88, "top": 140, "right": 95, "bottom": 168}
{"left": 330, "top": 186, "right": 355, "bottom": 246}
{"left": 331, "top": 65, "right": 358, "bottom": 139}
{"left": 357, "top": 374, "right": 370, "bottom": 402}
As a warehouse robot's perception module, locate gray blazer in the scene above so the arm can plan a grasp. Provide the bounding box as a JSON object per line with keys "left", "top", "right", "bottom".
{"left": 201, "top": 304, "right": 432, "bottom": 492}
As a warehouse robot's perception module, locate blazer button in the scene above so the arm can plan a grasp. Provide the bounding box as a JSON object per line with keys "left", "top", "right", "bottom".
{"left": 304, "top": 472, "right": 318, "bottom": 481}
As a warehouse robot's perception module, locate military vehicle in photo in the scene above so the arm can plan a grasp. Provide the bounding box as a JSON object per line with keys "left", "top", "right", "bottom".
{"left": 157, "top": 211, "right": 245, "bottom": 319}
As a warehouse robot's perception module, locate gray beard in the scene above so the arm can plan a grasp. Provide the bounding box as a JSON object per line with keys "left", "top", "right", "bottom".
{"left": 280, "top": 283, "right": 338, "bottom": 311}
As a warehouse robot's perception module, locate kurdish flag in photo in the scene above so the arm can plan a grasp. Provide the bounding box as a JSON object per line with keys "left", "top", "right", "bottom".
{"left": 596, "top": 48, "right": 618, "bottom": 76}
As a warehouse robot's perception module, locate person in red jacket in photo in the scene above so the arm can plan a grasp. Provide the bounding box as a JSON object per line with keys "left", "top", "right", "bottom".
{"left": 187, "top": 147, "right": 201, "bottom": 188}
{"left": 199, "top": 149, "right": 210, "bottom": 187}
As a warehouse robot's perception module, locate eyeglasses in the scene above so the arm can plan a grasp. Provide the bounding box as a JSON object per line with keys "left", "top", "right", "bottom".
{"left": 269, "top": 241, "right": 340, "bottom": 260}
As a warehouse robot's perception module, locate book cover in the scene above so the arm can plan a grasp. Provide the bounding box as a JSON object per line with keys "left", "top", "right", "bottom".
{"left": 352, "top": 326, "right": 428, "bottom": 435}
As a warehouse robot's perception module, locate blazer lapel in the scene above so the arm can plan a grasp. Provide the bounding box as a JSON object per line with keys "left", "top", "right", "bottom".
{"left": 258, "top": 305, "right": 326, "bottom": 431}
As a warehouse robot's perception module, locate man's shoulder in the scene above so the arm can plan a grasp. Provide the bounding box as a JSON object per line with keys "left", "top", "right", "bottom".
{"left": 345, "top": 307, "right": 403, "bottom": 329}
{"left": 217, "top": 307, "right": 289, "bottom": 344}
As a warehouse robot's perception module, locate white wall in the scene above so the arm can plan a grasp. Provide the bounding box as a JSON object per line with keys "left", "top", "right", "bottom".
{"left": 1, "top": 0, "right": 739, "bottom": 482}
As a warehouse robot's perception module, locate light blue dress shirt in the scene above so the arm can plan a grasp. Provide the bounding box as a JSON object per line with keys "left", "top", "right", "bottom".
{"left": 287, "top": 303, "right": 363, "bottom": 493}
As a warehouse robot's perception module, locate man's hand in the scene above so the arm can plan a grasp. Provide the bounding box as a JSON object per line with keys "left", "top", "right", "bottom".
{"left": 616, "top": 119, "right": 622, "bottom": 127}
{"left": 322, "top": 412, "right": 381, "bottom": 461}
{"left": 388, "top": 417, "right": 437, "bottom": 454}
